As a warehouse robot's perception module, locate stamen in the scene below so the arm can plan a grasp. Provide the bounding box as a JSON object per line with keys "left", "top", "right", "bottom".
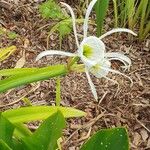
{"left": 83, "top": 44, "right": 93, "bottom": 58}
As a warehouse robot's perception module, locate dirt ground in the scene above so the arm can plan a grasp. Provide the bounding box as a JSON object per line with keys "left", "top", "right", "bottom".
{"left": 0, "top": 0, "right": 150, "bottom": 150}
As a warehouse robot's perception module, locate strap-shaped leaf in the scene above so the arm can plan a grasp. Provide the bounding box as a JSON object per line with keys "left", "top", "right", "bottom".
{"left": 21, "top": 111, "right": 66, "bottom": 150}
{"left": 0, "top": 140, "right": 12, "bottom": 150}
{"left": 80, "top": 127, "right": 129, "bottom": 150}
{"left": 0, "top": 113, "right": 14, "bottom": 147}
{"left": 95, "top": 0, "right": 109, "bottom": 36}
{"left": 2, "top": 106, "right": 86, "bottom": 123}
{"left": 14, "top": 123, "right": 32, "bottom": 139}
{"left": 0, "top": 65, "right": 68, "bottom": 93}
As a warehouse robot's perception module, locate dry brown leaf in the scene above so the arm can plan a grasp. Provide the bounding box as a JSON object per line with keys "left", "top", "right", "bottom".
{"left": 15, "top": 51, "right": 25, "bottom": 68}
{"left": 147, "top": 138, "right": 150, "bottom": 148}
{"left": 133, "top": 132, "right": 141, "bottom": 146}
{"left": 24, "top": 38, "right": 30, "bottom": 48}
{"left": 140, "top": 129, "right": 149, "bottom": 141}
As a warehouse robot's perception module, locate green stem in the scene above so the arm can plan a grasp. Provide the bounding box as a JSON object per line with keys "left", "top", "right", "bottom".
{"left": 55, "top": 77, "right": 61, "bottom": 106}
{"left": 67, "top": 56, "right": 80, "bottom": 70}
{"left": 113, "top": 0, "right": 118, "bottom": 28}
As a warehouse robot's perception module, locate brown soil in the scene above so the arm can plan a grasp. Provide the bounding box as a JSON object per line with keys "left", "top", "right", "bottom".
{"left": 0, "top": 0, "right": 150, "bottom": 150}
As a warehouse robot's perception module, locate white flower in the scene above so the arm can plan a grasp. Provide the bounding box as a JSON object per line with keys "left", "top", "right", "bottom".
{"left": 36, "top": 0, "right": 137, "bottom": 101}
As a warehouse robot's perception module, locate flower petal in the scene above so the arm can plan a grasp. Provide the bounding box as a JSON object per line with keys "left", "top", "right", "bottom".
{"left": 100, "top": 66, "right": 133, "bottom": 87}
{"left": 36, "top": 50, "right": 76, "bottom": 61}
{"left": 83, "top": 0, "right": 98, "bottom": 38}
{"left": 79, "top": 36, "right": 105, "bottom": 64}
{"left": 99, "top": 28, "right": 137, "bottom": 39}
{"left": 85, "top": 68, "right": 98, "bottom": 101}
{"left": 105, "top": 52, "right": 131, "bottom": 69}
{"left": 60, "top": 2, "right": 79, "bottom": 48}
{"left": 89, "top": 59, "right": 111, "bottom": 78}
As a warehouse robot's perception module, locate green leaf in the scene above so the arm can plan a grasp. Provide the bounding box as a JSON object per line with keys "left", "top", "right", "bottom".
{"left": 0, "top": 140, "right": 12, "bottom": 150}
{"left": 0, "top": 65, "right": 67, "bottom": 93}
{"left": 0, "top": 68, "right": 39, "bottom": 77}
{"left": 58, "top": 21, "right": 72, "bottom": 37}
{"left": 80, "top": 127, "right": 129, "bottom": 150}
{"left": 0, "top": 46, "right": 16, "bottom": 62}
{"left": 95, "top": 0, "right": 109, "bottom": 36}
{"left": 22, "top": 111, "right": 66, "bottom": 150}
{"left": 39, "top": 0, "right": 66, "bottom": 19}
{"left": 0, "top": 113, "right": 14, "bottom": 147}
{"left": 3, "top": 106, "right": 86, "bottom": 123}
{"left": 14, "top": 123, "right": 32, "bottom": 139}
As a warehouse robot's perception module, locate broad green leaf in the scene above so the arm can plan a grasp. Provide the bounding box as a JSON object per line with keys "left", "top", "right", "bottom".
{"left": 0, "top": 140, "right": 12, "bottom": 150}
{"left": 0, "top": 46, "right": 16, "bottom": 62}
{"left": 0, "top": 65, "right": 67, "bottom": 93}
{"left": 80, "top": 127, "right": 129, "bottom": 150}
{"left": 14, "top": 123, "right": 32, "bottom": 139}
{"left": 22, "top": 111, "right": 66, "bottom": 150}
{"left": 95, "top": 0, "right": 109, "bottom": 36}
{"left": 0, "top": 113, "right": 14, "bottom": 147}
{"left": 11, "top": 139, "right": 23, "bottom": 150}
{"left": 3, "top": 106, "right": 86, "bottom": 123}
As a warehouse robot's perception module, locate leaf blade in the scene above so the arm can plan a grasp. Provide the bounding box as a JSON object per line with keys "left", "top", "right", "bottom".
{"left": 3, "top": 106, "right": 86, "bottom": 123}
{"left": 0, "top": 65, "right": 67, "bottom": 93}
{"left": 0, "top": 113, "right": 14, "bottom": 147}
{"left": 80, "top": 127, "right": 129, "bottom": 150}
{"left": 95, "top": 0, "right": 109, "bottom": 36}
{"left": 22, "top": 111, "right": 66, "bottom": 150}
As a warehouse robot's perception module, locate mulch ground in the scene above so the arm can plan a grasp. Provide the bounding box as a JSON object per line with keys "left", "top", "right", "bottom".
{"left": 0, "top": 0, "right": 150, "bottom": 150}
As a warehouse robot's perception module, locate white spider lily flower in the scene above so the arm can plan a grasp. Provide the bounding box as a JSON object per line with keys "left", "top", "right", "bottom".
{"left": 36, "top": 0, "right": 137, "bottom": 101}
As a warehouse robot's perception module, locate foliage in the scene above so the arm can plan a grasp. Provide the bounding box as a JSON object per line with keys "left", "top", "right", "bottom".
{"left": 0, "top": 46, "right": 16, "bottom": 62}
{"left": 57, "top": 21, "right": 72, "bottom": 38}
{"left": 95, "top": 0, "right": 110, "bottom": 36}
{"left": 113, "top": 0, "right": 150, "bottom": 40}
{"left": 0, "top": 111, "right": 66, "bottom": 150}
{"left": 0, "top": 111, "right": 129, "bottom": 150}
{"left": 3, "top": 106, "right": 86, "bottom": 123}
{"left": 57, "top": 21, "right": 72, "bottom": 48}
{"left": 46, "top": 19, "right": 84, "bottom": 48}
{"left": 39, "top": 0, "right": 66, "bottom": 19}
{"left": 0, "top": 65, "right": 68, "bottom": 93}
{"left": 81, "top": 128, "right": 129, "bottom": 150}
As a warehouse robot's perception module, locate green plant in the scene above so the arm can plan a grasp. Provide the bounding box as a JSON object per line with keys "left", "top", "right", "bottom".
{"left": 0, "top": 111, "right": 66, "bottom": 149}
{"left": 39, "top": 0, "right": 66, "bottom": 19}
{"left": 0, "top": 0, "right": 136, "bottom": 101}
{"left": 0, "top": 111, "right": 130, "bottom": 150}
{"left": 81, "top": 128, "right": 129, "bottom": 150}
{"left": 95, "top": 0, "right": 110, "bottom": 36}
{"left": 113, "top": 0, "right": 150, "bottom": 40}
